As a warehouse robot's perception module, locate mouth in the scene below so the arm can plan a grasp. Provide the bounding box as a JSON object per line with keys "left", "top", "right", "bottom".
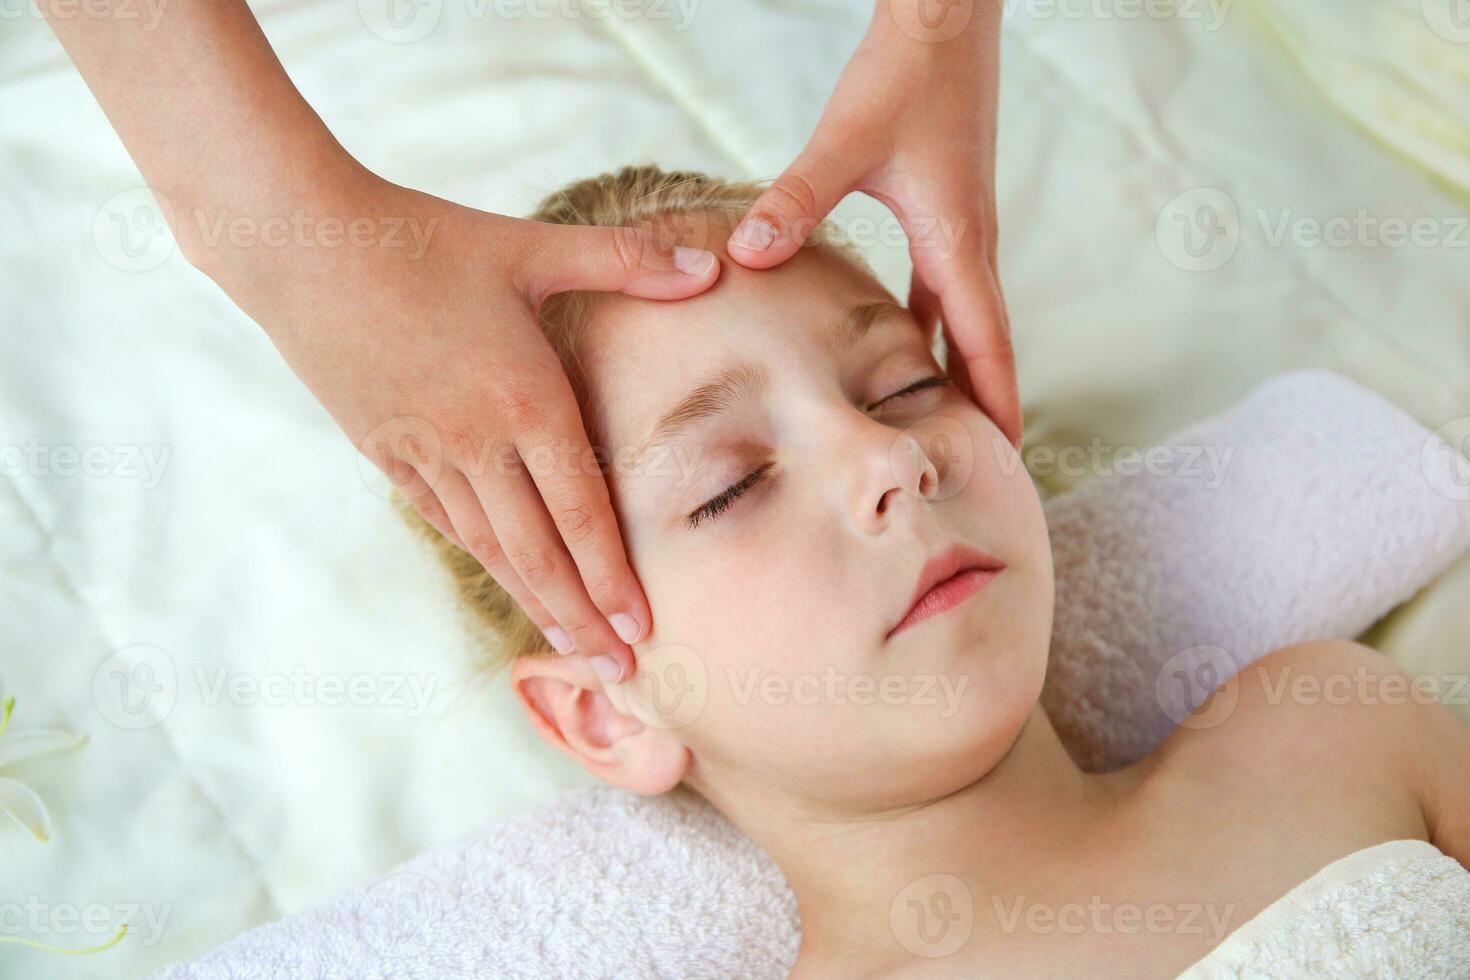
{"left": 886, "top": 544, "right": 1006, "bottom": 640}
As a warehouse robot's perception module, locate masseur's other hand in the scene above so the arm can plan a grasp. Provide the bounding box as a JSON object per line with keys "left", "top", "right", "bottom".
{"left": 727, "top": 0, "right": 1021, "bottom": 448}
{"left": 190, "top": 164, "right": 720, "bottom": 684}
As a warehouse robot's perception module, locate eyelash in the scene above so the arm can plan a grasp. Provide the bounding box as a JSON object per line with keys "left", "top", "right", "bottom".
{"left": 865, "top": 374, "right": 950, "bottom": 412}
{"left": 685, "top": 461, "right": 776, "bottom": 530}
{"left": 683, "top": 374, "right": 950, "bottom": 530}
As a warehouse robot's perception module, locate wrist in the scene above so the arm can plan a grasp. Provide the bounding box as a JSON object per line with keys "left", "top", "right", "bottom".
{"left": 171, "top": 134, "right": 370, "bottom": 285}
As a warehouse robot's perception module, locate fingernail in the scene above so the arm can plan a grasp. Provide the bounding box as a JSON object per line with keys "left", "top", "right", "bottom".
{"left": 731, "top": 217, "right": 775, "bottom": 251}
{"left": 591, "top": 655, "right": 623, "bottom": 684}
{"left": 544, "top": 626, "right": 574, "bottom": 655}
{"left": 609, "top": 612, "right": 644, "bottom": 645}
{"left": 673, "top": 246, "right": 716, "bottom": 276}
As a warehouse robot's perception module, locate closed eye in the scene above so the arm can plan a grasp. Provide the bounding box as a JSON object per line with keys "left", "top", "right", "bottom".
{"left": 682, "top": 377, "right": 948, "bottom": 530}
{"left": 867, "top": 375, "right": 949, "bottom": 411}
{"left": 686, "top": 461, "right": 774, "bottom": 530}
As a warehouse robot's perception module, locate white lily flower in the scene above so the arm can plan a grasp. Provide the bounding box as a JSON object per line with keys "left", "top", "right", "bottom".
{"left": 0, "top": 696, "right": 88, "bottom": 843}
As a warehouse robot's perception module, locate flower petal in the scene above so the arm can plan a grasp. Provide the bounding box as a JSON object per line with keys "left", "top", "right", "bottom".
{"left": 0, "top": 777, "right": 52, "bottom": 842}
{"left": 0, "top": 729, "right": 87, "bottom": 769}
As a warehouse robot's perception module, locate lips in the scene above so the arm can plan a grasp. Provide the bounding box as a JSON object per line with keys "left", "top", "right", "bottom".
{"left": 887, "top": 544, "right": 1006, "bottom": 640}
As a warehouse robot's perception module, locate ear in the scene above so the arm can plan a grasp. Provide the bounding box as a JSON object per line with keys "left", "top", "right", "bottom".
{"left": 510, "top": 654, "right": 690, "bottom": 795}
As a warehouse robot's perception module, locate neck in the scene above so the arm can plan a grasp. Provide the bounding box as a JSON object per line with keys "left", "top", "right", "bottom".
{"left": 712, "top": 708, "right": 1118, "bottom": 973}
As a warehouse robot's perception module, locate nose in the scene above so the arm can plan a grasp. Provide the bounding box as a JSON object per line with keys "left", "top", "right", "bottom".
{"left": 844, "top": 415, "right": 942, "bottom": 536}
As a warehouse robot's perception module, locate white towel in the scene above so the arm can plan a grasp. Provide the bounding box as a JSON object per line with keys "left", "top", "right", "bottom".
{"left": 1177, "top": 839, "right": 1470, "bottom": 978}
{"left": 160, "top": 370, "right": 1470, "bottom": 979}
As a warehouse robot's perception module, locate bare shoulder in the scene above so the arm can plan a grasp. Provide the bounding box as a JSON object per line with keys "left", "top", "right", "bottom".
{"left": 1235, "top": 640, "right": 1461, "bottom": 752}
{"left": 1209, "top": 640, "right": 1433, "bottom": 772}
{"left": 1158, "top": 639, "right": 1470, "bottom": 862}
{"left": 1146, "top": 643, "right": 1412, "bottom": 818}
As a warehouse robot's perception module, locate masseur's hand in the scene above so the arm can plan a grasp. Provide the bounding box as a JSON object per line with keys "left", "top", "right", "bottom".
{"left": 727, "top": 0, "right": 1022, "bottom": 447}
{"left": 215, "top": 168, "right": 719, "bottom": 684}
{"left": 39, "top": 0, "right": 721, "bottom": 683}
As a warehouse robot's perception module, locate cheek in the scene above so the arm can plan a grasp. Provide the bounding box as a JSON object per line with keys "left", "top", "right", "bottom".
{"left": 634, "top": 534, "right": 879, "bottom": 779}
{"left": 953, "top": 407, "right": 1051, "bottom": 567}
{"left": 643, "top": 522, "right": 856, "bottom": 673}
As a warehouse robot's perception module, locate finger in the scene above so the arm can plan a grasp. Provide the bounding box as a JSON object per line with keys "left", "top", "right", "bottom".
{"left": 396, "top": 462, "right": 463, "bottom": 549}
{"left": 726, "top": 135, "right": 865, "bottom": 270}
{"left": 907, "top": 271, "right": 942, "bottom": 341}
{"left": 911, "top": 224, "right": 1023, "bottom": 448}
{"left": 431, "top": 467, "right": 558, "bottom": 648}
{"left": 470, "top": 454, "right": 638, "bottom": 686}
{"left": 912, "top": 270, "right": 975, "bottom": 407}
{"left": 527, "top": 223, "right": 720, "bottom": 302}
{"left": 509, "top": 388, "right": 651, "bottom": 643}
{"left": 359, "top": 426, "right": 466, "bottom": 548}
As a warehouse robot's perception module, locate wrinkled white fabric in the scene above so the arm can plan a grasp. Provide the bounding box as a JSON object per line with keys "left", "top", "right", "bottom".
{"left": 6, "top": 1, "right": 1469, "bottom": 975}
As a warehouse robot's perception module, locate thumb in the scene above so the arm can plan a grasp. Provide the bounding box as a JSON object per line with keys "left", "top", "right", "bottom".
{"left": 526, "top": 223, "right": 721, "bottom": 303}
{"left": 727, "top": 140, "right": 861, "bottom": 270}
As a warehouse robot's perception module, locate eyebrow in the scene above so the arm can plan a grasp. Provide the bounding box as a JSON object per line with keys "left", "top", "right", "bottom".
{"left": 632, "top": 300, "right": 909, "bottom": 461}
{"left": 830, "top": 300, "right": 908, "bottom": 351}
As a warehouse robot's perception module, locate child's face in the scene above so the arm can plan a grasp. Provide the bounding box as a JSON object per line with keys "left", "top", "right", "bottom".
{"left": 532, "top": 214, "right": 1052, "bottom": 815}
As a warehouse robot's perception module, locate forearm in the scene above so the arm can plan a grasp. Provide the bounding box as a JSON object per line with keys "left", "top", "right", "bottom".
{"left": 38, "top": 0, "right": 356, "bottom": 269}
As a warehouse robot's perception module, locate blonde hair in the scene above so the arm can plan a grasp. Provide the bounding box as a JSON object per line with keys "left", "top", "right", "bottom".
{"left": 398, "top": 164, "right": 857, "bottom": 673}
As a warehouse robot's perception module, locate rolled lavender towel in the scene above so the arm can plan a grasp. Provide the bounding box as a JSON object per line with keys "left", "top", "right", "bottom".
{"left": 1044, "top": 368, "right": 1470, "bottom": 770}
{"left": 161, "top": 369, "right": 1470, "bottom": 980}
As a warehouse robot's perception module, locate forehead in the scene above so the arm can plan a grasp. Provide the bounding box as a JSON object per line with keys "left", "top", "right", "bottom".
{"left": 577, "top": 222, "right": 899, "bottom": 448}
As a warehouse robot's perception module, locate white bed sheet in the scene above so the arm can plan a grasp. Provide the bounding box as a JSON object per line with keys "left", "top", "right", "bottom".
{"left": 1, "top": 1, "right": 1466, "bottom": 976}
